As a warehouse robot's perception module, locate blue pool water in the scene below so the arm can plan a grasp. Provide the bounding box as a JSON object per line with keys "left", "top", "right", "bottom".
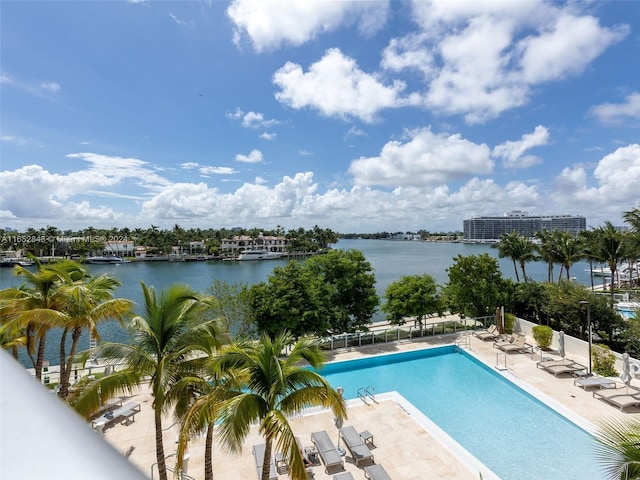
{"left": 318, "top": 346, "right": 601, "bottom": 480}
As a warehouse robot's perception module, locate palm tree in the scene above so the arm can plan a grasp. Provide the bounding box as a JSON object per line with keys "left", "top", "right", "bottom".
{"left": 56, "top": 271, "right": 133, "bottom": 399}
{"left": 494, "top": 232, "right": 536, "bottom": 282}
{"left": 579, "top": 229, "right": 604, "bottom": 291}
{"left": 623, "top": 207, "right": 640, "bottom": 233}
{"left": 535, "top": 229, "right": 560, "bottom": 283}
{"left": 71, "top": 282, "right": 220, "bottom": 480}
{"left": 0, "top": 260, "right": 82, "bottom": 380}
{"left": 594, "top": 415, "right": 640, "bottom": 479}
{"left": 598, "top": 222, "right": 625, "bottom": 302}
{"left": 555, "top": 232, "right": 582, "bottom": 281}
{"left": 180, "top": 331, "right": 347, "bottom": 480}
{"left": 494, "top": 232, "right": 523, "bottom": 282}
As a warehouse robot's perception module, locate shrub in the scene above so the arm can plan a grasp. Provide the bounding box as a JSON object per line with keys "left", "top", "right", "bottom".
{"left": 504, "top": 313, "right": 516, "bottom": 334}
{"left": 592, "top": 344, "right": 618, "bottom": 377}
{"left": 532, "top": 325, "right": 553, "bottom": 350}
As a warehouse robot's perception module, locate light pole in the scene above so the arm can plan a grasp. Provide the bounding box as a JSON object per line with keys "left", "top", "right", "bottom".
{"left": 579, "top": 300, "right": 592, "bottom": 376}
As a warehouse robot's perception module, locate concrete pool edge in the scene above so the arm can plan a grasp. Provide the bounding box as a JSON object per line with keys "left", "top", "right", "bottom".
{"left": 461, "top": 346, "right": 598, "bottom": 436}
{"left": 314, "top": 341, "right": 601, "bottom": 479}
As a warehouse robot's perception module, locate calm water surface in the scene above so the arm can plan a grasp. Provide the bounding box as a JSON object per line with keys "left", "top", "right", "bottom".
{"left": 0, "top": 239, "right": 592, "bottom": 364}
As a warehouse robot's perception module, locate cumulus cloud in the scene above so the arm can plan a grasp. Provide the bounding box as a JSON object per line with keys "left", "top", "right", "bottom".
{"left": 227, "top": 0, "right": 388, "bottom": 52}
{"left": 235, "top": 149, "right": 264, "bottom": 163}
{"left": 274, "top": 48, "right": 415, "bottom": 122}
{"left": 493, "top": 125, "right": 550, "bottom": 169}
{"left": 590, "top": 92, "right": 640, "bottom": 125}
{"left": 381, "top": 1, "right": 628, "bottom": 124}
{"left": 348, "top": 127, "right": 493, "bottom": 187}
{"left": 260, "top": 132, "right": 277, "bottom": 140}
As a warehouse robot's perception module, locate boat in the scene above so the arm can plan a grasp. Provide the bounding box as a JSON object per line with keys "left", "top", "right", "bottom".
{"left": 236, "top": 249, "right": 284, "bottom": 261}
{"left": 0, "top": 258, "right": 35, "bottom": 267}
{"left": 86, "top": 256, "right": 130, "bottom": 264}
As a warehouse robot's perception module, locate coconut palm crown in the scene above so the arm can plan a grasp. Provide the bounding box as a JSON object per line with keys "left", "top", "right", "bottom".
{"left": 179, "top": 331, "right": 346, "bottom": 480}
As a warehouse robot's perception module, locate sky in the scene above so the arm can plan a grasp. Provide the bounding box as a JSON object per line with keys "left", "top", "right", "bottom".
{"left": 1, "top": 0, "right": 639, "bottom": 234}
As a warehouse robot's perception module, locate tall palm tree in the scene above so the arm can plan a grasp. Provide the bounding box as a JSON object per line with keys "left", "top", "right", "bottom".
{"left": 555, "top": 232, "right": 582, "bottom": 281}
{"left": 535, "top": 229, "right": 560, "bottom": 283}
{"left": 56, "top": 272, "right": 133, "bottom": 399}
{"left": 494, "top": 232, "right": 523, "bottom": 282}
{"left": 495, "top": 232, "right": 537, "bottom": 282}
{"left": 180, "top": 332, "right": 347, "bottom": 480}
{"left": 579, "top": 229, "right": 604, "bottom": 291}
{"left": 594, "top": 415, "right": 640, "bottom": 479}
{"left": 598, "top": 222, "right": 625, "bottom": 302}
{"left": 71, "top": 282, "right": 220, "bottom": 480}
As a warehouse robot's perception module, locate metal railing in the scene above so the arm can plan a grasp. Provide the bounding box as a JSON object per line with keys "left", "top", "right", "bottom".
{"left": 357, "top": 385, "right": 377, "bottom": 405}
{"left": 318, "top": 315, "right": 494, "bottom": 351}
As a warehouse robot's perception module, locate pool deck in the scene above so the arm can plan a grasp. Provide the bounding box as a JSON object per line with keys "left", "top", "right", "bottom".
{"left": 99, "top": 331, "right": 638, "bottom": 480}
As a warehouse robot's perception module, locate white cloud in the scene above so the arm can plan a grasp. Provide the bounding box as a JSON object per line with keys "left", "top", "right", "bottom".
{"left": 348, "top": 127, "right": 493, "bottom": 187}
{"left": 493, "top": 125, "right": 550, "bottom": 169}
{"left": 274, "top": 48, "right": 414, "bottom": 123}
{"left": 227, "top": 0, "right": 388, "bottom": 52}
{"left": 181, "top": 162, "right": 200, "bottom": 170}
{"left": 39, "top": 82, "right": 61, "bottom": 93}
{"left": 235, "top": 149, "right": 264, "bottom": 163}
{"left": 200, "top": 166, "right": 237, "bottom": 175}
{"left": 1, "top": 135, "right": 28, "bottom": 145}
{"left": 590, "top": 92, "right": 640, "bottom": 125}
{"left": 518, "top": 14, "right": 628, "bottom": 84}
{"left": 344, "top": 126, "right": 367, "bottom": 140}
{"left": 260, "top": 132, "right": 277, "bottom": 140}
{"left": 382, "top": 1, "right": 629, "bottom": 124}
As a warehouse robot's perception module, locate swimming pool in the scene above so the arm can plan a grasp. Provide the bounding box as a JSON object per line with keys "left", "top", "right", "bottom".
{"left": 318, "top": 346, "right": 602, "bottom": 480}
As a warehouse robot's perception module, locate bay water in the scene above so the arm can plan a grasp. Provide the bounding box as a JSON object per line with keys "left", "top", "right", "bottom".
{"left": 0, "top": 239, "right": 593, "bottom": 365}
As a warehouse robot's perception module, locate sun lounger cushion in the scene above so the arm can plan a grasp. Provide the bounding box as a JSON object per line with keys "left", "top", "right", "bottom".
{"left": 339, "top": 426, "right": 374, "bottom": 466}
{"left": 311, "top": 430, "right": 344, "bottom": 473}
{"left": 364, "top": 463, "right": 392, "bottom": 480}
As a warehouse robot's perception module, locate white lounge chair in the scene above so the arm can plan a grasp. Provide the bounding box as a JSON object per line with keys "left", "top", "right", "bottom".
{"left": 311, "top": 430, "right": 344, "bottom": 473}
{"left": 593, "top": 387, "right": 640, "bottom": 412}
{"left": 339, "top": 425, "right": 374, "bottom": 467}
{"left": 574, "top": 376, "right": 616, "bottom": 390}
{"left": 364, "top": 464, "right": 392, "bottom": 480}
{"left": 474, "top": 324, "right": 499, "bottom": 341}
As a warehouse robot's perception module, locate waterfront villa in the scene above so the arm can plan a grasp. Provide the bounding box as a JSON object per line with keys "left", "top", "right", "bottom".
{"left": 220, "top": 233, "right": 289, "bottom": 256}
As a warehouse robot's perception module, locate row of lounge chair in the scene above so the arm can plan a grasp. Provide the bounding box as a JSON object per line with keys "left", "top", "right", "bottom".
{"left": 536, "top": 356, "right": 640, "bottom": 412}
{"left": 312, "top": 427, "right": 391, "bottom": 479}
{"left": 475, "top": 324, "right": 640, "bottom": 413}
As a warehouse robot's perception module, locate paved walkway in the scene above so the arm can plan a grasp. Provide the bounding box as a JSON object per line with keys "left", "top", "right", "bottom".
{"left": 100, "top": 333, "right": 637, "bottom": 480}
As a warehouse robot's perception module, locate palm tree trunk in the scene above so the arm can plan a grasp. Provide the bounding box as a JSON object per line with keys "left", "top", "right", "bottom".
{"left": 204, "top": 423, "right": 214, "bottom": 480}
{"left": 262, "top": 437, "right": 274, "bottom": 480}
{"left": 59, "top": 327, "right": 69, "bottom": 396}
{"left": 547, "top": 261, "right": 553, "bottom": 283}
{"left": 60, "top": 326, "right": 82, "bottom": 399}
{"left": 519, "top": 261, "right": 527, "bottom": 282}
{"left": 155, "top": 405, "right": 168, "bottom": 480}
{"left": 35, "top": 332, "right": 47, "bottom": 381}
{"left": 512, "top": 259, "right": 520, "bottom": 282}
